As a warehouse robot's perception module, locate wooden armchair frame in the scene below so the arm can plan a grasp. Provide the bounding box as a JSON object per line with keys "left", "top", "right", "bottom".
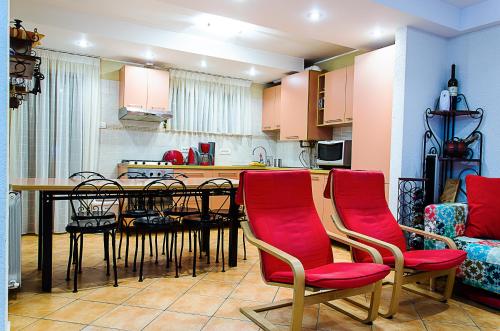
{"left": 240, "top": 220, "right": 386, "bottom": 331}
{"left": 330, "top": 206, "right": 458, "bottom": 318}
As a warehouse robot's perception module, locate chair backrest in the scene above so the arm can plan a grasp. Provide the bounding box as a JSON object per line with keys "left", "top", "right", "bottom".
{"left": 69, "top": 171, "right": 105, "bottom": 180}
{"left": 69, "top": 179, "right": 124, "bottom": 226}
{"left": 192, "top": 178, "right": 233, "bottom": 216}
{"left": 142, "top": 178, "right": 187, "bottom": 223}
{"left": 243, "top": 170, "right": 333, "bottom": 281}
{"left": 329, "top": 169, "right": 406, "bottom": 262}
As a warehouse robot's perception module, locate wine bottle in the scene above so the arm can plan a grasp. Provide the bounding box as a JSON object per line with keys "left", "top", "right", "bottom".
{"left": 448, "top": 64, "right": 458, "bottom": 111}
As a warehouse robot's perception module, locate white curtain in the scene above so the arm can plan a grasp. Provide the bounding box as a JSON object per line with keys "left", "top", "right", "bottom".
{"left": 10, "top": 49, "right": 101, "bottom": 233}
{"left": 169, "top": 69, "right": 252, "bottom": 135}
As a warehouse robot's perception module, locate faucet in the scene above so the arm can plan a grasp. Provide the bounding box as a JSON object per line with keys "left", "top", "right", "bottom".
{"left": 252, "top": 146, "right": 268, "bottom": 164}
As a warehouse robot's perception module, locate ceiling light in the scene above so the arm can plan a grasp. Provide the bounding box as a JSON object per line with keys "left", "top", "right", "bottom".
{"left": 200, "top": 60, "right": 207, "bottom": 68}
{"left": 372, "top": 27, "right": 383, "bottom": 38}
{"left": 307, "top": 9, "right": 323, "bottom": 22}
{"left": 145, "top": 51, "right": 155, "bottom": 60}
{"left": 76, "top": 39, "right": 90, "bottom": 48}
{"left": 248, "top": 67, "right": 257, "bottom": 76}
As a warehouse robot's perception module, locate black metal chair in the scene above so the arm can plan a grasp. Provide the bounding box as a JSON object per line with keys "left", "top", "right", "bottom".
{"left": 133, "top": 179, "right": 186, "bottom": 281}
{"left": 181, "top": 178, "right": 233, "bottom": 276}
{"left": 65, "top": 179, "right": 124, "bottom": 292}
{"left": 69, "top": 171, "right": 105, "bottom": 180}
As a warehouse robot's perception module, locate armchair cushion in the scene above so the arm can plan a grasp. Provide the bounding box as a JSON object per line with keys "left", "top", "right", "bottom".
{"left": 329, "top": 169, "right": 407, "bottom": 262}
{"left": 269, "top": 262, "right": 390, "bottom": 290}
{"left": 356, "top": 249, "right": 466, "bottom": 271}
{"left": 465, "top": 175, "right": 500, "bottom": 239}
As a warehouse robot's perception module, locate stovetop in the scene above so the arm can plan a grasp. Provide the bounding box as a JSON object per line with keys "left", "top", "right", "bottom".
{"left": 122, "top": 159, "right": 170, "bottom": 166}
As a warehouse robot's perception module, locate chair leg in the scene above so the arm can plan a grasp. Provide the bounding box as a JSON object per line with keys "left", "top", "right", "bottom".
{"left": 133, "top": 231, "right": 139, "bottom": 272}
{"left": 198, "top": 229, "right": 203, "bottom": 260}
{"left": 66, "top": 233, "right": 74, "bottom": 281}
{"left": 124, "top": 228, "right": 130, "bottom": 268}
{"left": 221, "top": 224, "right": 225, "bottom": 272}
{"left": 192, "top": 230, "right": 197, "bottom": 277}
{"left": 73, "top": 234, "right": 79, "bottom": 293}
{"left": 169, "top": 231, "right": 175, "bottom": 262}
{"left": 139, "top": 233, "right": 146, "bottom": 282}
{"left": 165, "top": 231, "right": 170, "bottom": 269}
{"left": 162, "top": 232, "right": 166, "bottom": 255}
{"left": 79, "top": 234, "right": 84, "bottom": 273}
{"left": 118, "top": 218, "right": 123, "bottom": 259}
{"left": 174, "top": 230, "right": 179, "bottom": 278}
{"left": 442, "top": 269, "right": 457, "bottom": 301}
{"left": 188, "top": 228, "right": 192, "bottom": 252}
{"left": 289, "top": 282, "right": 305, "bottom": 331}
{"left": 215, "top": 225, "right": 220, "bottom": 264}
{"left": 111, "top": 230, "right": 118, "bottom": 287}
{"left": 242, "top": 232, "right": 247, "bottom": 260}
{"left": 105, "top": 232, "right": 110, "bottom": 276}
{"left": 155, "top": 232, "right": 159, "bottom": 264}
{"left": 179, "top": 229, "right": 184, "bottom": 269}
{"left": 149, "top": 232, "right": 153, "bottom": 257}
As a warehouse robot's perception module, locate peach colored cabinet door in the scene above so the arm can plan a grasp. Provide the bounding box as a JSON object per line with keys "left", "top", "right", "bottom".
{"left": 323, "top": 68, "right": 346, "bottom": 125}
{"left": 146, "top": 69, "right": 170, "bottom": 112}
{"left": 273, "top": 85, "right": 281, "bottom": 130}
{"left": 344, "top": 65, "right": 354, "bottom": 122}
{"left": 351, "top": 45, "right": 394, "bottom": 183}
{"left": 279, "top": 71, "right": 309, "bottom": 141}
{"left": 311, "top": 174, "right": 325, "bottom": 217}
{"left": 212, "top": 170, "right": 241, "bottom": 210}
{"left": 120, "top": 65, "right": 148, "bottom": 109}
{"left": 262, "top": 86, "right": 275, "bottom": 131}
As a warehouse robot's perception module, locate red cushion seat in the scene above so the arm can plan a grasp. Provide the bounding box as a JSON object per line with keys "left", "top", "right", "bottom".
{"left": 357, "top": 249, "right": 467, "bottom": 271}
{"left": 269, "top": 262, "right": 391, "bottom": 289}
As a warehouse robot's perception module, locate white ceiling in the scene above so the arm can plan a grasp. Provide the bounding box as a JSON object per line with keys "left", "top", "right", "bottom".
{"left": 10, "top": 0, "right": 500, "bottom": 83}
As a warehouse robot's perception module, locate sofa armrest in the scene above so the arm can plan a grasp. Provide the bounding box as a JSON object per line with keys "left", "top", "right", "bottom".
{"left": 424, "top": 203, "right": 467, "bottom": 249}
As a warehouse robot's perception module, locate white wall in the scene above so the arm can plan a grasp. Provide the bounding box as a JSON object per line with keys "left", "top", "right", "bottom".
{"left": 448, "top": 24, "right": 500, "bottom": 177}
{"left": 390, "top": 27, "right": 449, "bottom": 210}
{"left": 97, "top": 80, "right": 276, "bottom": 177}
{"left": 1, "top": 0, "right": 8, "bottom": 328}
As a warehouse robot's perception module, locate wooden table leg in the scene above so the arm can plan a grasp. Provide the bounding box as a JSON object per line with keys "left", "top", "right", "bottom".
{"left": 37, "top": 192, "right": 44, "bottom": 270}
{"left": 41, "top": 192, "right": 54, "bottom": 292}
{"left": 201, "top": 192, "right": 210, "bottom": 253}
{"left": 228, "top": 190, "right": 238, "bottom": 267}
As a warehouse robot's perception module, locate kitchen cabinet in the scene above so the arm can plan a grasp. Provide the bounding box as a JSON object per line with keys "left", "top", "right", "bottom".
{"left": 318, "top": 65, "right": 354, "bottom": 126}
{"left": 351, "top": 45, "right": 394, "bottom": 188}
{"left": 261, "top": 85, "right": 281, "bottom": 131}
{"left": 119, "top": 65, "right": 170, "bottom": 112}
{"left": 279, "top": 71, "right": 331, "bottom": 141}
{"left": 311, "top": 174, "right": 344, "bottom": 236}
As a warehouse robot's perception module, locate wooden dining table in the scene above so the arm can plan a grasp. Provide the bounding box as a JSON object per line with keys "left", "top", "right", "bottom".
{"left": 10, "top": 177, "right": 240, "bottom": 292}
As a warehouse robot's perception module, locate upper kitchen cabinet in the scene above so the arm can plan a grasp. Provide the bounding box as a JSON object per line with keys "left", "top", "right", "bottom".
{"left": 119, "top": 65, "right": 171, "bottom": 122}
{"left": 279, "top": 71, "right": 331, "bottom": 141}
{"left": 261, "top": 85, "right": 281, "bottom": 131}
{"left": 351, "top": 45, "right": 394, "bottom": 184}
{"left": 317, "top": 65, "right": 354, "bottom": 126}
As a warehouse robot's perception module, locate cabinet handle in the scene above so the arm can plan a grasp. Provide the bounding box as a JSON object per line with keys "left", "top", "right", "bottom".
{"left": 285, "top": 136, "right": 299, "bottom": 139}
{"left": 311, "top": 176, "right": 320, "bottom": 181}
{"left": 126, "top": 104, "right": 143, "bottom": 108}
{"left": 325, "top": 119, "right": 342, "bottom": 123}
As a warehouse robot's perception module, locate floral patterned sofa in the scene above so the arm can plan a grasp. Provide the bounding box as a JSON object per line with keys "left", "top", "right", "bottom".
{"left": 424, "top": 203, "right": 499, "bottom": 298}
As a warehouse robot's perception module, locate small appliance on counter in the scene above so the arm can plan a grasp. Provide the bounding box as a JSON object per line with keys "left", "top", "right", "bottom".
{"left": 162, "top": 150, "right": 184, "bottom": 165}
{"left": 198, "top": 142, "right": 215, "bottom": 165}
{"left": 316, "top": 140, "right": 352, "bottom": 169}
{"left": 119, "top": 159, "right": 173, "bottom": 178}
{"left": 187, "top": 147, "right": 201, "bottom": 165}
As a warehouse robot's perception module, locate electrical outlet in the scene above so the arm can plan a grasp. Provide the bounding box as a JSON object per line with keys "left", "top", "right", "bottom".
{"left": 99, "top": 122, "right": 107, "bottom": 129}
{"left": 219, "top": 148, "right": 231, "bottom": 155}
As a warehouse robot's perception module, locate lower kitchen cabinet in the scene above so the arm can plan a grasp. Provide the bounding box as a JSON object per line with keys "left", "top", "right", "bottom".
{"left": 311, "top": 174, "right": 344, "bottom": 237}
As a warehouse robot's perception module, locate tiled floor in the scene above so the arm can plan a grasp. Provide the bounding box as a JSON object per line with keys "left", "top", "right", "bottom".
{"left": 8, "top": 231, "right": 500, "bottom": 331}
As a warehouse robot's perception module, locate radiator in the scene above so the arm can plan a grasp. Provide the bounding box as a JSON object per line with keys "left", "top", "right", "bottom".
{"left": 8, "top": 192, "right": 21, "bottom": 289}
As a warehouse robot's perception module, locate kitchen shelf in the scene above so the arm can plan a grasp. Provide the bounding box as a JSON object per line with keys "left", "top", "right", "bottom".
{"left": 438, "top": 157, "right": 481, "bottom": 163}
{"left": 429, "top": 110, "right": 481, "bottom": 116}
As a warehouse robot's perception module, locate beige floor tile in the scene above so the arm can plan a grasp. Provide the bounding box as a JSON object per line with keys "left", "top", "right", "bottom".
{"left": 144, "top": 311, "right": 210, "bottom": 331}
{"left": 203, "top": 269, "right": 247, "bottom": 283}
{"left": 151, "top": 276, "right": 200, "bottom": 291}
{"left": 82, "top": 326, "right": 120, "bottom": 331}
{"left": 424, "top": 321, "right": 481, "bottom": 331}
{"left": 45, "top": 300, "right": 117, "bottom": 324}
{"left": 230, "top": 284, "right": 278, "bottom": 302}
{"left": 415, "top": 300, "right": 475, "bottom": 325}
{"left": 202, "top": 317, "right": 259, "bottom": 331}
{"left": 80, "top": 286, "right": 139, "bottom": 304}
{"left": 187, "top": 280, "right": 237, "bottom": 298}
{"left": 462, "top": 304, "right": 500, "bottom": 329}
{"left": 8, "top": 314, "right": 38, "bottom": 330}
{"left": 8, "top": 294, "right": 75, "bottom": 318}
{"left": 168, "top": 293, "right": 225, "bottom": 316}
{"left": 23, "top": 319, "right": 85, "bottom": 331}
{"left": 50, "top": 287, "right": 98, "bottom": 300}
{"left": 92, "top": 305, "right": 161, "bottom": 331}
{"left": 372, "top": 319, "right": 427, "bottom": 331}
{"left": 215, "top": 298, "right": 265, "bottom": 321}
{"left": 317, "top": 305, "right": 371, "bottom": 331}
{"left": 266, "top": 305, "right": 319, "bottom": 329}
{"left": 124, "top": 287, "right": 181, "bottom": 310}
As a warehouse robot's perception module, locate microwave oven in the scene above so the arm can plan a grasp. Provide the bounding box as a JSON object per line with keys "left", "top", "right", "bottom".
{"left": 316, "top": 140, "right": 352, "bottom": 167}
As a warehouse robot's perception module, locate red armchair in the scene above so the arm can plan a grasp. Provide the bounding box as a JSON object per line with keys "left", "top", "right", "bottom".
{"left": 325, "top": 169, "right": 467, "bottom": 318}
{"left": 239, "top": 170, "right": 391, "bottom": 331}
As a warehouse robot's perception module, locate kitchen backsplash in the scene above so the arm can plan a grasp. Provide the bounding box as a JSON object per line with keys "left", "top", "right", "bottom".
{"left": 97, "top": 79, "right": 352, "bottom": 177}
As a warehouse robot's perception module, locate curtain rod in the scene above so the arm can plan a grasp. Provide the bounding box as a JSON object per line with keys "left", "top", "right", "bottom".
{"left": 38, "top": 47, "right": 100, "bottom": 59}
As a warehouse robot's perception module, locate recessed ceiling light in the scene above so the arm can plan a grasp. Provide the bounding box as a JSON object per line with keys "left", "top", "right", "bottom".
{"left": 307, "top": 9, "right": 323, "bottom": 22}
{"left": 248, "top": 67, "right": 257, "bottom": 76}
{"left": 372, "top": 27, "right": 383, "bottom": 38}
{"left": 145, "top": 51, "right": 155, "bottom": 60}
{"left": 200, "top": 60, "right": 207, "bottom": 68}
{"left": 76, "top": 39, "right": 90, "bottom": 48}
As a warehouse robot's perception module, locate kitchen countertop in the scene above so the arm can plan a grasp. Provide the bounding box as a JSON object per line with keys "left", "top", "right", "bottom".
{"left": 122, "top": 163, "right": 332, "bottom": 174}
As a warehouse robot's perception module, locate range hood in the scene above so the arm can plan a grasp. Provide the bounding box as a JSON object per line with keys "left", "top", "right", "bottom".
{"left": 119, "top": 107, "right": 173, "bottom": 122}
